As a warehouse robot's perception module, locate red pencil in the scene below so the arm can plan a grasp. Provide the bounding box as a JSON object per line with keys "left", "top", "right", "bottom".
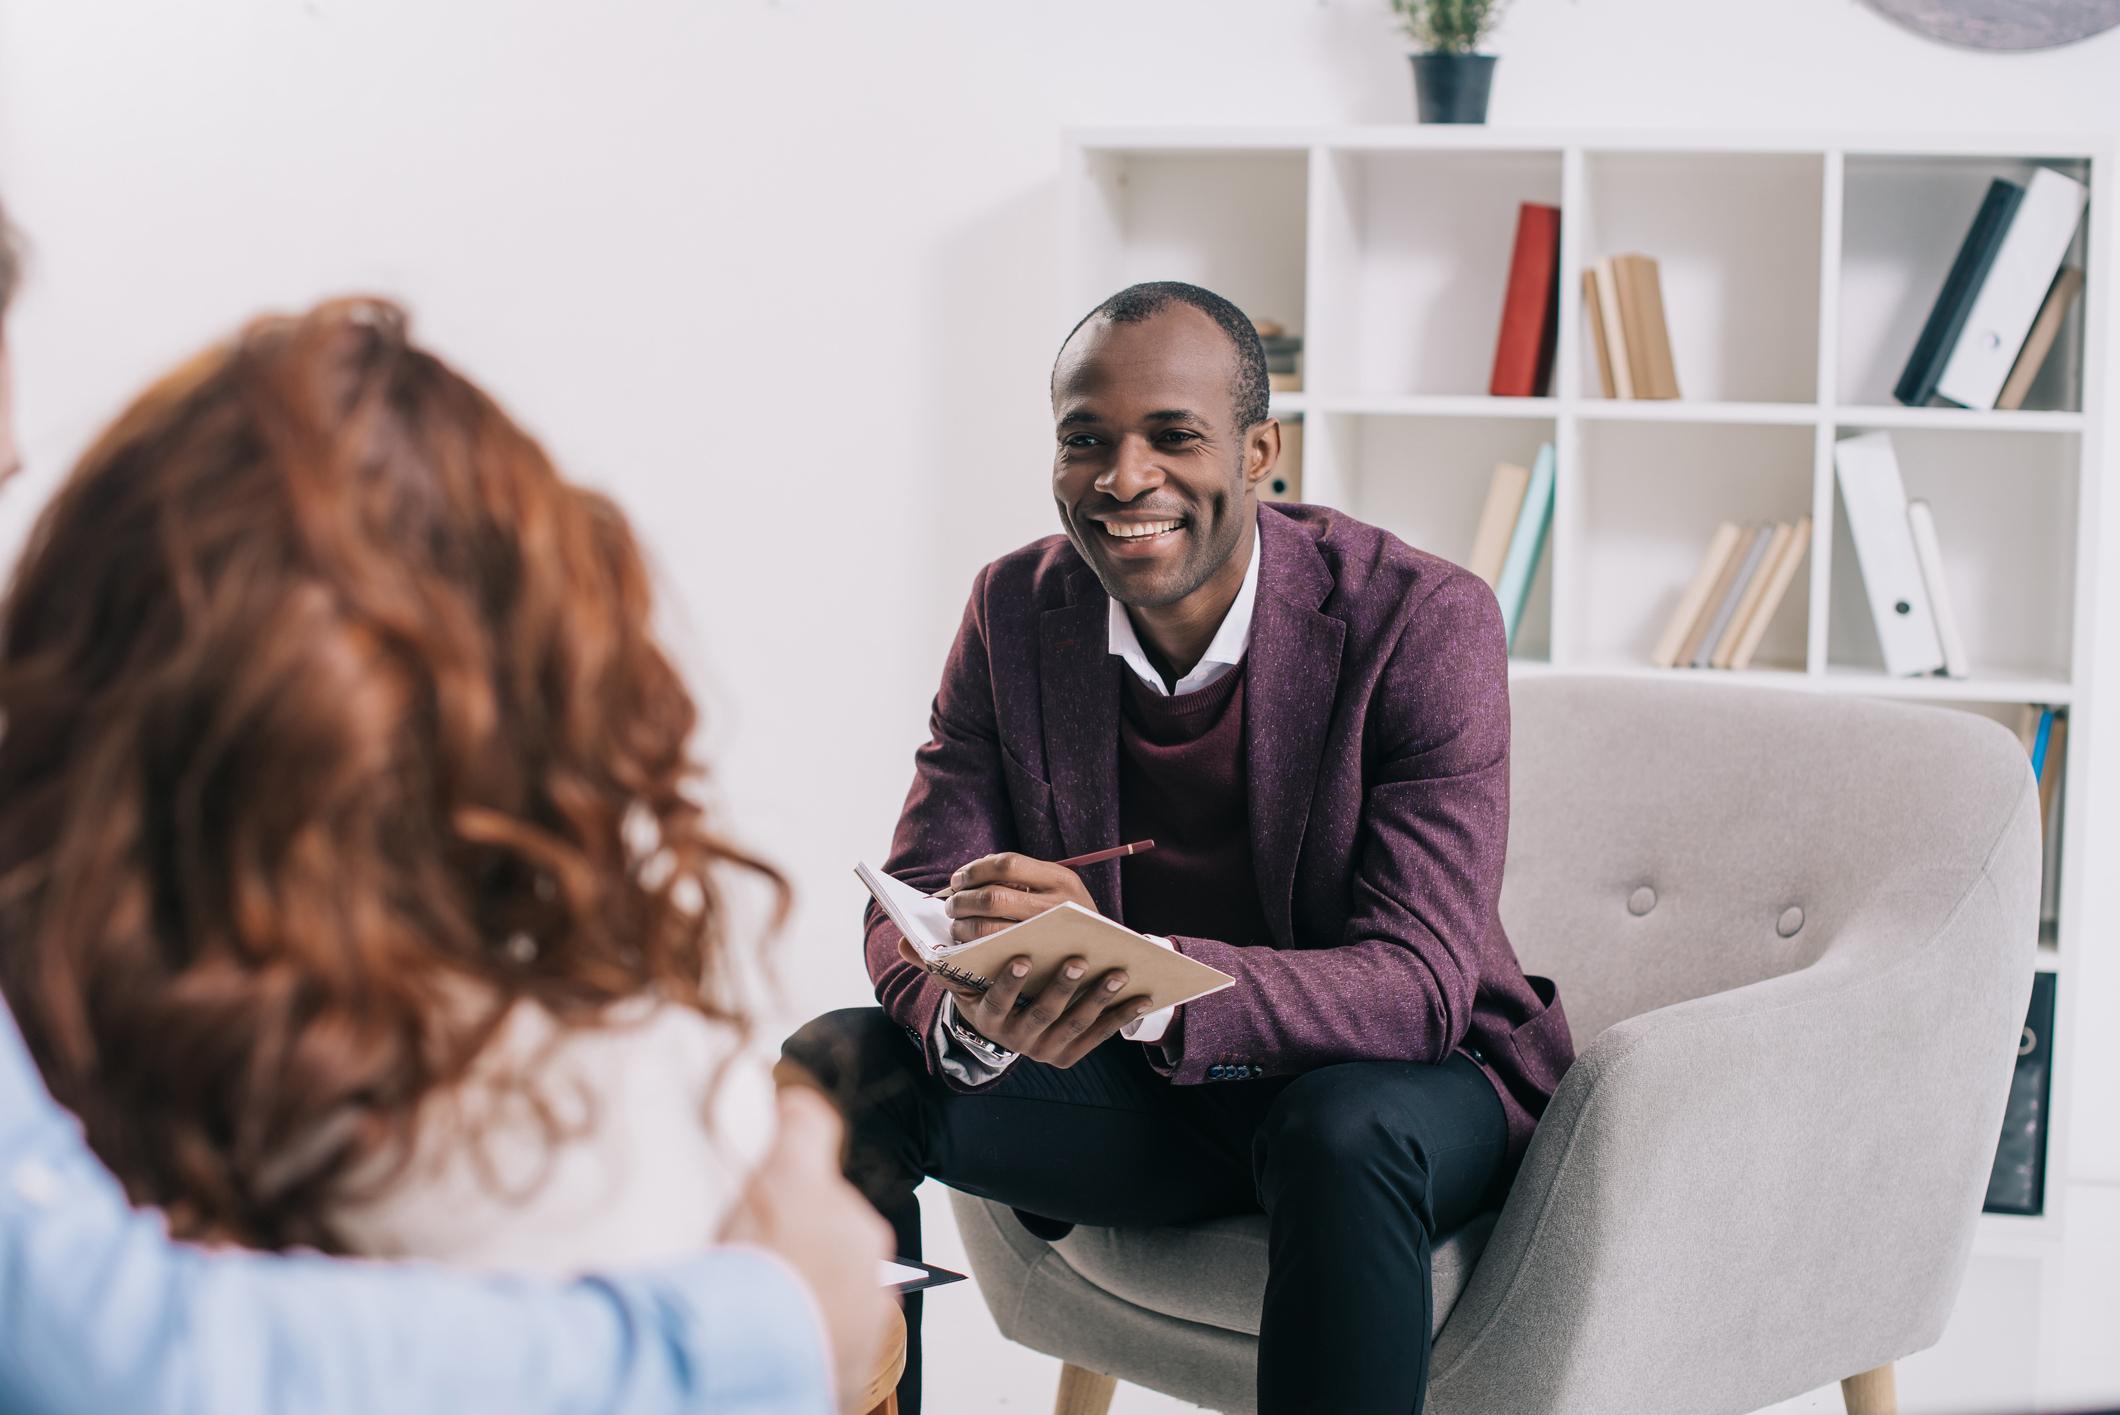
{"left": 933, "top": 839, "right": 1156, "bottom": 899}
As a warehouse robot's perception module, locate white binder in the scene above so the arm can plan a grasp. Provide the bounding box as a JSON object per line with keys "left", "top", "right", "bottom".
{"left": 1835, "top": 433, "right": 1945, "bottom": 677}
{"left": 1906, "top": 500, "right": 1970, "bottom": 680}
{"left": 1936, "top": 167, "right": 2088, "bottom": 410}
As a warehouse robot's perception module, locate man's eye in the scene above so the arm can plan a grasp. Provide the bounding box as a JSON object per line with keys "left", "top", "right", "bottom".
{"left": 1157, "top": 430, "right": 1200, "bottom": 446}
{"left": 1063, "top": 434, "right": 1102, "bottom": 449}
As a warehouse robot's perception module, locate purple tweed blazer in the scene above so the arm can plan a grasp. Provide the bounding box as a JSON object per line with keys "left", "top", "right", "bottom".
{"left": 864, "top": 502, "right": 1574, "bottom": 1164}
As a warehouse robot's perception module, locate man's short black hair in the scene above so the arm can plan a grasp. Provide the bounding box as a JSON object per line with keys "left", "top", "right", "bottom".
{"left": 1055, "top": 281, "right": 1272, "bottom": 430}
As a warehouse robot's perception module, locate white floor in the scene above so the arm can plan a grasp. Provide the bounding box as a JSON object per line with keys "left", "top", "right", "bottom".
{"left": 912, "top": 1181, "right": 2120, "bottom": 1415}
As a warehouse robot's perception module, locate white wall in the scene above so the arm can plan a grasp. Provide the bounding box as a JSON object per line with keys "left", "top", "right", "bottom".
{"left": 2, "top": 0, "right": 2117, "bottom": 1180}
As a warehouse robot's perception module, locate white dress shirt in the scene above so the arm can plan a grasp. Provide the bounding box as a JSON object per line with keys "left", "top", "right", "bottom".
{"left": 936, "top": 522, "right": 1261, "bottom": 1079}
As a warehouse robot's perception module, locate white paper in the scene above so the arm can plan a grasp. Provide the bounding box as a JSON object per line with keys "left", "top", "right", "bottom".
{"left": 880, "top": 1259, "right": 928, "bottom": 1287}
{"left": 855, "top": 861, "right": 961, "bottom": 958}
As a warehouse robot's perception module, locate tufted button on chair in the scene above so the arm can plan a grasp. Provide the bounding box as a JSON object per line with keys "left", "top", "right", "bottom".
{"left": 949, "top": 677, "right": 2042, "bottom": 1415}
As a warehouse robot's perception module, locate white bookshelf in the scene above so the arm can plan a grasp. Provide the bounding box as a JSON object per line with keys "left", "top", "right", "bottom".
{"left": 1065, "top": 127, "right": 2110, "bottom": 1245}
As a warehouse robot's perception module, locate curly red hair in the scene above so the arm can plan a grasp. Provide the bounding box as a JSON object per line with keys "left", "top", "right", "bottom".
{"left": 0, "top": 297, "right": 784, "bottom": 1250}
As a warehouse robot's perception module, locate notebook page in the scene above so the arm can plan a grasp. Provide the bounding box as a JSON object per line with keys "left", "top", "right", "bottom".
{"left": 853, "top": 862, "right": 960, "bottom": 959}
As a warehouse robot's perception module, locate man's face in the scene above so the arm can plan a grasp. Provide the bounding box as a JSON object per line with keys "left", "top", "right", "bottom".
{"left": 1051, "top": 306, "right": 1264, "bottom": 609}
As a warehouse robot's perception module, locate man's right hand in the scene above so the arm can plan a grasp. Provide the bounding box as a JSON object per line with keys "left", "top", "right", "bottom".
{"left": 899, "top": 935, "right": 1152, "bottom": 1068}
{"left": 721, "top": 1087, "right": 896, "bottom": 1411}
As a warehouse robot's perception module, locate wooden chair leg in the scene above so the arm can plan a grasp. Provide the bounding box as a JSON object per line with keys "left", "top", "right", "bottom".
{"left": 1841, "top": 1361, "right": 1897, "bottom": 1415}
{"left": 1054, "top": 1361, "right": 1118, "bottom": 1415}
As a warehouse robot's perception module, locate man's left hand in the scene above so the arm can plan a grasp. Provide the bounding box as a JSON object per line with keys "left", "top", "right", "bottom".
{"left": 942, "top": 852, "right": 1096, "bottom": 944}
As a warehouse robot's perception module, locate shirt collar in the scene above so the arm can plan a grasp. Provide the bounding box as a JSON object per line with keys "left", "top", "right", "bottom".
{"left": 1105, "top": 518, "right": 1262, "bottom": 697}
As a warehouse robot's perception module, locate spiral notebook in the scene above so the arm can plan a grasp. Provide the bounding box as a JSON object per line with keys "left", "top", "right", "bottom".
{"left": 855, "top": 861, "right": 1233, "bottom": 1011}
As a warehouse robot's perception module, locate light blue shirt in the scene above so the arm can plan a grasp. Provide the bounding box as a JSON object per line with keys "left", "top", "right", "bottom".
{"left": 0, "top": 997, "right": 833, "bottom": 1415}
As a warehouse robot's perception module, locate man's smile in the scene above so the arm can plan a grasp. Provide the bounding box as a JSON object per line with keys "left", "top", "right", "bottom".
{"left": 1091, "top": 513, "right": 1189, "bottom": 560}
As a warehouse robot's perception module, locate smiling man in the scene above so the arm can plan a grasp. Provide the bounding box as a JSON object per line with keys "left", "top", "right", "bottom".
{"left": 786, "top": 282, "right": 1575, "bottom": 1415}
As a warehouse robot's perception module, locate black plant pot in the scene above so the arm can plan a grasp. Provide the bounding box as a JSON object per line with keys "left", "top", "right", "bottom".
{"left": 1409, "top": 53, "right": 1497, "bottom": 124}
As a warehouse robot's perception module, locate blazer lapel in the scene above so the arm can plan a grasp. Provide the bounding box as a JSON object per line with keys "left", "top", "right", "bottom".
{"left": 1245, "top": 510, "right": 1345, "bottom": 949}
{"left": 1039, "top": 570, "right": 1124, "bottom": 916}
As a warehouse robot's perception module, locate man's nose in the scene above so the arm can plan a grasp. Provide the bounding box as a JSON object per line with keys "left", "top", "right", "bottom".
{"left": 1095, "top": 436, "right": 1164, "bottom": 502}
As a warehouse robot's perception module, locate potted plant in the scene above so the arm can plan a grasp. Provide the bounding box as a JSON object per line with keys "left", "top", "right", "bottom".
{"left": 1391, "top": 0, "right": 1510, "bottom": 124}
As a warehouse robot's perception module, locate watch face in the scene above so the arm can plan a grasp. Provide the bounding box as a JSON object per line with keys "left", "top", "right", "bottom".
{"left": 1864, "top": 0, "right": 2120, "bottom": 50}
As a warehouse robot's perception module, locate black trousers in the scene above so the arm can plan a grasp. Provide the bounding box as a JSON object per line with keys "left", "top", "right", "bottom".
{"left": 782, "top": 1008, "right": 1510, "bottom": 1415}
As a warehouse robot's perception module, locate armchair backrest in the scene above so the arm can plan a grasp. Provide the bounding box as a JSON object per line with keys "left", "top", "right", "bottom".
{"left": 1499, "top": 676, "right": 2039, "bottom": 1047}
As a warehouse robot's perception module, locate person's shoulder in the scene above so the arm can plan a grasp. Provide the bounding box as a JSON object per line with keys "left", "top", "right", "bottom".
{"left": 978, "top": 532, "right": 1080, "bottom": 596}
{"left": 960, "top": 532, "right": 1086, "bottom": 624}
{"left": 1267, "top": 503, "right": 1491, "bottom": 633}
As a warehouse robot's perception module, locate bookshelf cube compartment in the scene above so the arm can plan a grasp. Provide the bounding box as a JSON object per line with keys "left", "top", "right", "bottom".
{"left": 1307, "top": 148, "right": 1563, "bottom": 399}
{"left": 1071, "top": 147, "right": 1309, "bottom": 343}
{"left": 1826, "top": 426, "right": 2079, "bottom": 682}
{"left": 1573, "top": 419, "right": 1814, "bottom": 669}
{"left": 1838, "top": 154, "right": 2093, "bottom": 413}
{"left": 1577, "top": 151, "right": 1824, "bottom": 406}
{"left": 1321, "top": 412, "right": 1558, "bottom": 661}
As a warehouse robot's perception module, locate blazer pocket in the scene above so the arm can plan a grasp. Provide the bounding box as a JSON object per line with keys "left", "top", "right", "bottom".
{"left": 998, "top": 745, "right": 1057, "bottom": 824}
{"left": 1503, "top": 976, "right": 1576, "bottom": 1095}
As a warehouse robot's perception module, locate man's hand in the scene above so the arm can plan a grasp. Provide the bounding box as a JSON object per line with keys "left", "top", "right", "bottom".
{"left": 941, "top": 851, "right": 1096, "bottom": 944}
{"left": 721, "top": 1088, "right": 897, "bottom": 1411}
{"left": 901, "top": 930, "right": 1153, "bottom": 1068}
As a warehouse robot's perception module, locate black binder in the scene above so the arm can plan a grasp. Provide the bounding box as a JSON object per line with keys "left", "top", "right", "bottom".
{"left": 1895, "top": 178, "right": 2025, "bottom": 408}
{"left": 1983, "top": 971, "right": 2056, "bottom": 1216}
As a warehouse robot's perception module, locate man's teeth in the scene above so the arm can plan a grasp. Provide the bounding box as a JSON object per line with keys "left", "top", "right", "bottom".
{"left": 1105, "top": 520, "right": 1182, "bottom": 540}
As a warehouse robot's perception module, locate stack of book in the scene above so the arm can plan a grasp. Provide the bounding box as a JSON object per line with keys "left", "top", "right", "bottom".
{"left": 1255, "top": 319, "right": 1304, "bottom": 393}
{"left": 1490, "top": 202, "right": 1562, "bottom": 398}
{"left": 1895, "top": 167, "right": 2088, "bottom": 411}
{"left": 1833, "top": 432, "right": 1968, "bottom": 678}
{"left": 1651, "top": 517, "right": 1812, "bottom": 670}
{"left": 1583, "top": 254, "right": 1680, "bottom": 400}
{"left": 1464, "top": 443, "right": 1556, "bottom": 651}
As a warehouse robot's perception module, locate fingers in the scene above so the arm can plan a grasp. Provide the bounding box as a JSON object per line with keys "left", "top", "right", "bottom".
{"left": 1055, "top": 991, "right": 1155, "bottom": 1068}
{"left": 948, "top": 913, "right": 1025, "bottom": 945}
{"left": 1016, "top": 956, "right": 1091, "bottom": 1036}
{"left": 967, "top": 955, "right": 1033, "bottom": 1039}
{"left": 945, "top": 876, "right": 1062, "bottom": 944}
{"left": 1044, "top": 970, "right": 1136, "bottom": 1066}
{"left": 945, "top": 884, "right": 1049, "bottom": 924}
{"left": 897, "top": 935, "right": 924, "bottom": 969}
{"left": 951, "top": 851, "right": 1069, "bottom": 894}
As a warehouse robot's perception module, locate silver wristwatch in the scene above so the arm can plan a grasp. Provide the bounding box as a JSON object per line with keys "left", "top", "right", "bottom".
{"left": 945, "top": 1002, "right": 1018, "bottom": 1067}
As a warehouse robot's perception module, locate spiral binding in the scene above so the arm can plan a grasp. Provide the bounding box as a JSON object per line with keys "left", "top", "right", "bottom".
{"left": 927, "top": 959, "right": 993, "bottom": 992}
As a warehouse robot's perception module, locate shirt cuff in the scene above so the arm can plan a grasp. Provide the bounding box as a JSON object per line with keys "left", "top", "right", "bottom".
{"left": 934, "top": 993, "right": 1017, "bottom": 1083}
{"left": 1119, "top": 936, "right": 1177, "bottom": 1044}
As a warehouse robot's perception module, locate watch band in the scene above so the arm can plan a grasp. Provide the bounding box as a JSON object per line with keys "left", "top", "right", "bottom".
{"left": 945, "top": 1003, "right": 1017, "bottom": 1066}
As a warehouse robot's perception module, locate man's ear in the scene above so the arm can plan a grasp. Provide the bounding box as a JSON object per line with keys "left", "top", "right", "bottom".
{"left": 1244, "top": 418, "right": 1282, "bottom": 490}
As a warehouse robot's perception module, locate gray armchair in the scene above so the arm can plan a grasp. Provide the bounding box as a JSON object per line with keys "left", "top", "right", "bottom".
{"left": 950, "top": 676, "right": 2042, "bottom": 1415}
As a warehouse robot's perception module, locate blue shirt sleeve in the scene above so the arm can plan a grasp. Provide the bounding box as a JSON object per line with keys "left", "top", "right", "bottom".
{"left": 0, "top": 999, "right": 833, "bottom": 1415}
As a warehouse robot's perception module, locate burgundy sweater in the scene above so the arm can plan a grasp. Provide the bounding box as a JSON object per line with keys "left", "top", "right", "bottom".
{"left": 1117, "top": 664, "right": 1271, "bottom": 957}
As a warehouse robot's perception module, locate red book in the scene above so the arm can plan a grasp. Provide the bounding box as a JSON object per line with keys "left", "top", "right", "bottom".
{"left": 1489, "top": 203, "right": 1562, "bottom": 398}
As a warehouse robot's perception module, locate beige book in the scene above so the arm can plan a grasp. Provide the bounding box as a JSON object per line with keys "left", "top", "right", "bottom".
{"left": 1712, "top": 522, "right": 1795, "bottom": 668}
{"left": 1676, "top": 525, "right": 1757, "bottom": 667}
{"left": 1594, "top": 259, "right": 1636, "bottom": 400}
{"left": 2016, "top": 704, "right": 2044, "bottom": 755}
{"left": 1615, "top": 253, "right": 1681, "bottom": 400}
{"left": 1728, "top": 517, "right": 1814, "bottom": 671}
{"left": 855, "top": 862, "right": 1234, "bottom": 1015}
{"left": 1466, "top": 462, "right": 1534, "bottom": 588}
{"left": 1995, "top": 266, "right": 2085, "bottom": 412}
{"left": 1583, "top": 268, "right": 1618, "bottom": 399}
{"left": 1652, "top": 522, "right": 1743, "bottom": 669}
{"left": 2038, "top": 712, "right": 2068, "bottom": 827}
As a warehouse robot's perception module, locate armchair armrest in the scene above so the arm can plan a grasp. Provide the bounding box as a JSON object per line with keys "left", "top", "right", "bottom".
{"left": 1429, "top": 777, "right": 2040, "bottom": 1415}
